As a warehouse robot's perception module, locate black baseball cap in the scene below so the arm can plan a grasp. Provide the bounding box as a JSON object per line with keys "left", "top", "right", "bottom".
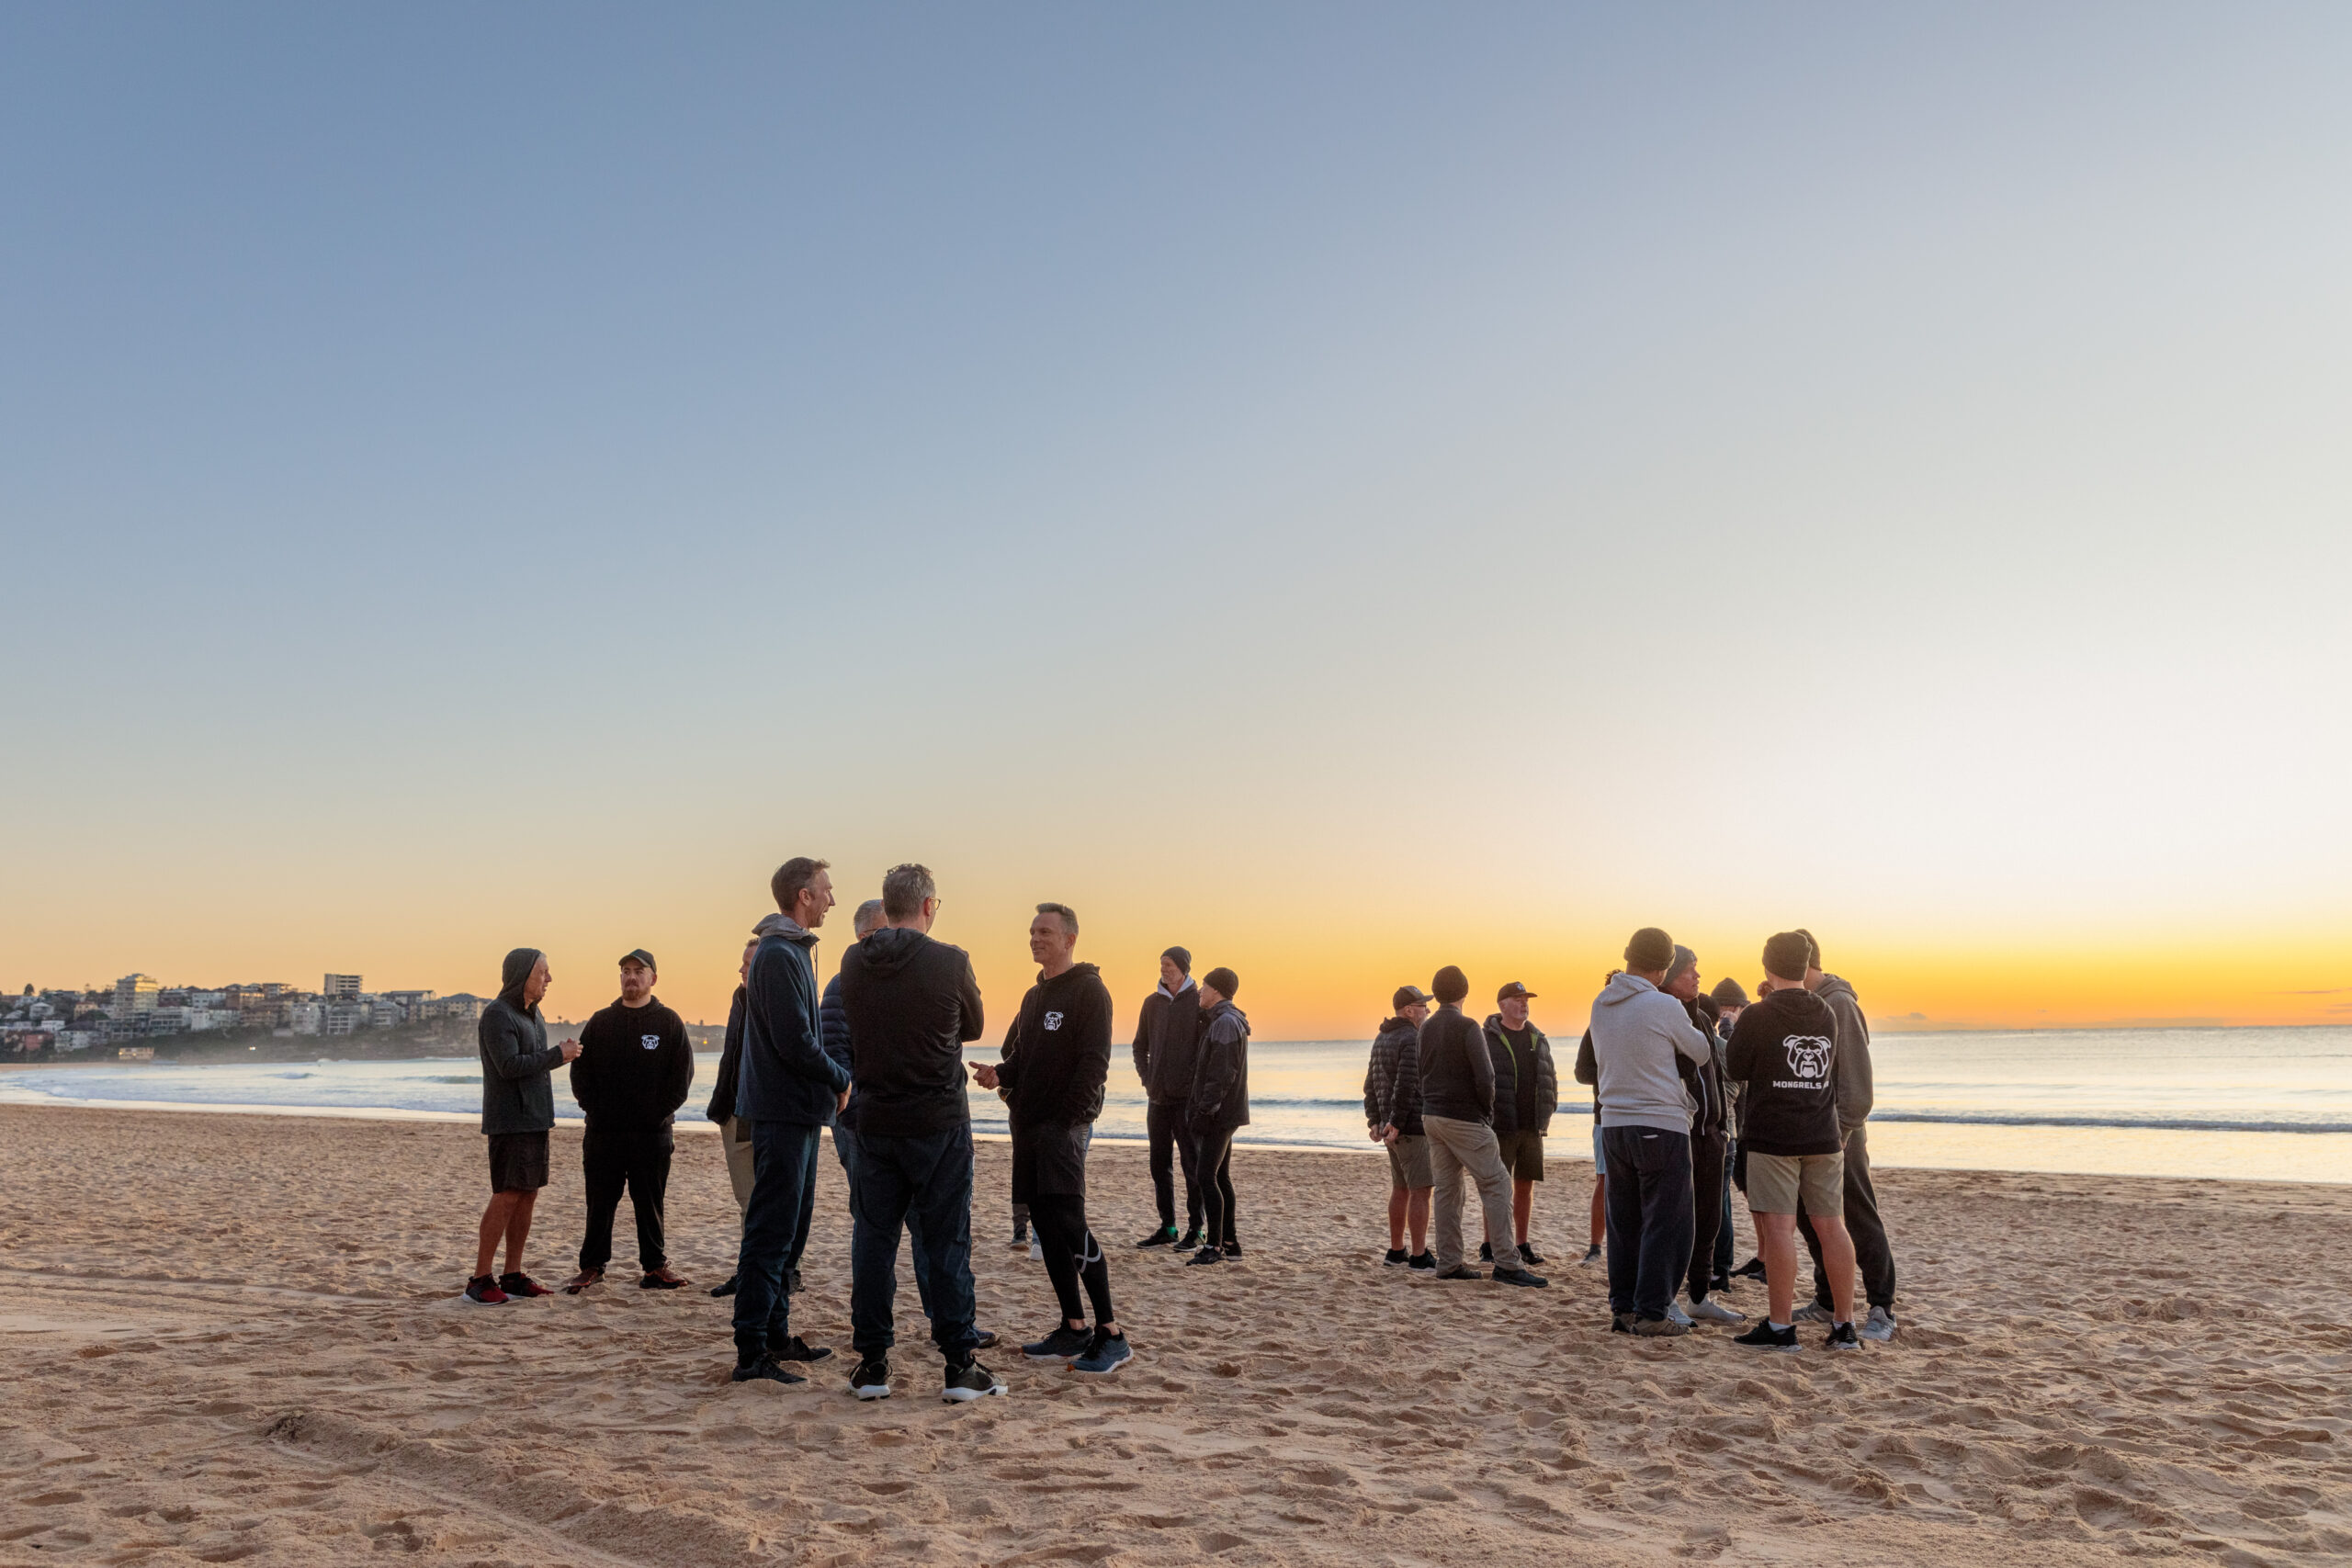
{"left": 617, "top": 949, "right": 657, "bottom": 972}
{"left": 1392, "top": 984, "right": 1433, "bottom": 1010}
{"left": 1497, "top": 980, "right": 1536, "bottom": 1002}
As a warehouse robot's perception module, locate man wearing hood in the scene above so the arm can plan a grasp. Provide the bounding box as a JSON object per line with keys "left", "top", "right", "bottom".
{"left": 1419, "top": 965, "right": 1547, "bottom": 1287}
{"left": 1364, "top": 985, "right": 1433, "bottom": 1269}
{"left": 728, "top": 857, "right": 853, "bottom": 1386}
{"left": 1792, "top": 930, "right": 1898, "bottom": 1342}
{"left": 970, "top": 903, "right": 1128, "bottom": 1375}
{"left": 705, "top": 936, "right": 762, "bottom": 1299}
{"left": 467, "top": 948, "right": 580, "bottom": 1306}
{"left": 1183, "top": 967, "right": 1250, "bottom": 1268}
{"left": 1586, "top": 928, "right": 1712, "bottom": 1335}
{"left": 564, "top": 950, "right": 695, "bottom": 1294}
{"left": 1131, "top": 946, "right": 1204, "bottom": 1250}
{"left": 1481, "top": 981, "right": 1558, "bottom": 1268}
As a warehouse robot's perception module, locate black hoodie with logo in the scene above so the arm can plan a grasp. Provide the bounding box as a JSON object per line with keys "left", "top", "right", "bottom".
{"left": 571, "top": 996, "right": 695, "bottom": 1134}
{"left": 995, "top": 962, "right": 1114, "bottom": 1127}
{"left": 837, "top": 926, "right": 986, "bottom": 1138}
{"left": 1724, "top": 987, "right": 1843, "bottom": 1157}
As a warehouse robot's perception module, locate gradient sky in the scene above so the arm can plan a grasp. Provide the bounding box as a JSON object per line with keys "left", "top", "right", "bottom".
{"left": 6, "top": 5, "right": 2348, "bottom": 1036}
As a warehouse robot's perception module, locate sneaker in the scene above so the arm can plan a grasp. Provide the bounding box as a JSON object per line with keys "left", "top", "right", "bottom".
{"left": 1710, "top": 1273, "right": 1733, "bottom": 1295}
{"left": 1732, "top": 1255, "right": 1767, "bottom": 1280}
{"left": 1222, "top": 1240, "right": 1243, "bottom": 1258}
{"left": 1826, "top": 1321, "right": 1862, "bottom": 1352}
{"left": 498, "top": 1272, "right": 552, "bottom": 1298}
{"left": 709, "top": 1274, "right": 739, "bottom": 1298}
{"left": 848, "top": 1357, "right": 891, "bottom": 1399}
{"left": 1407, "top": 1252, "right": 1436, "bottom": 1272}
{"left": 1580, "top": 1244, "right": 1603, "bottom": 1266}
{"left": 1685, "top": 1296, "right": 1747, "bottom": 1325}
{"left": 1860, "top": 1305, "right": 1898, "bottom": 1342}
{"left": 731, "top": 1352, "right": 806, "bottom": 1384}
{"left": 462, "top": 1274, "right": 509, "bottom": 1306}
{"left": 973, "top": 1330, "right": 999, "bottom": 1350}
{"left": 1383, "top": 1247, "right": 1409, "bottom": 1267}
{"left": 1609, "top": 1312, "right": 1634, "bottom": 1334}
{"left": 1022, "top": 1325, "right": 1092, "bottom": 1362}
{"left": 1072, "top": 1329, "right": 1133, "bottom": 1375}
{"left": 639, "top": 1269, "right": 688, "bottom": 1291}
{"left": 1136, "top": 1224, "right": 1179, "bottom": 1248}
{"left": 1028, "top": 1237, "right": 1043, "bottom": 1261}
{"left": 775, "top": 1336, "right": 833, "bottom": 1364}
{"left": 1518, "top": 1243, "right": 1545, "bottom": 1266}
{"left": 1731, "top": 1321, "right": 1800, "bottom": 1353}
{"left": 1490, "top": 1266, "right": 1548, "bottom": 1289}
{"left": 1477, "top": 1241, "right": 1494, "bottom": 1263}
{"left": 560, "top": 1268, "right": 603, "bottom": 1296}
{"left": 1666, "top": 1300, "right": 1695, "bottom": 1328}
{"left": 1434, "top": 1265, "right": 1484, "bottom": 1281}
{"left": 1630, "top": 1314, "right": 1690, "bottom": 1337}
{"left": 1790, "top": 1302, "right": 1834, "bottom": 1325}
{"left": 786, "top": 1267, "right": 803, "bottom": 1295}
{"left": 1009, "top": 1225, "right": 1029, "bottom": 1250}
{"left": 1174, "top": 1228, "right": 1204, "bottom": 1250}
{"left": 943, "top": 1359, "right": 1006, "bottom": 1401}
{"left": 1184, "top": 1245, "right": 1225, "bottom": 1267}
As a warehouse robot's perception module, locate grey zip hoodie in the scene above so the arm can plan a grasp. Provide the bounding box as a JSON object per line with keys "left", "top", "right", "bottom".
{"left": 1813, "top": 974, "right": 1873, "bottom": 1133}
{"left": 1586, "top": 972, "right": 1710, "bottom": 1134}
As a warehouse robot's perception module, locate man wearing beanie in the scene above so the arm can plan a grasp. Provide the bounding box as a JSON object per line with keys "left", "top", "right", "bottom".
{"left": 1416, "top": 966, "right": 1546, "bottom": 1287}
{"left": 1659, "top": 946, "right": 1743, "bottom": 1328}
{"left": 1706, "top": 976, "right": 1753, "bottom": 1288}
{"left": 1586, "top": 928, "right": 1712, "bottom": 1334}
{"left": 1364, "top": 985, "right": 1434, "bottom": 1269}
{"left": 1130, "top": 946, "right": 1204, "bottom": 1249}
{"left": 1792, "top": 931, "right": 1898, "bottom": 1341}
{"left": 1184, "top": 968, "right": 1250, "bottom": 1264}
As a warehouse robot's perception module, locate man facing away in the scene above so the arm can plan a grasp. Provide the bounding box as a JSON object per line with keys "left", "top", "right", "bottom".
{"left": 1364, "top": 984, "right": 1435, "bottom": 1270}
{"left": 1587, "top": 928, "right": 1710, "bottom": 1336}
{"left": 1480, "top": 981, "right": 1558, "bottom": 1267}
{"left": 970, "top": 904, "right": 1131, "bottom": 1375}
{"left": 706, "top": 936, "right": 762, "bottom": 1298}
{"left": 466, "top": 947, "right": 579, "bottom": 1304}
{"left": 1660, "top": 947, "right": 1743, "bottom": 1327}
{"left": 1131, "top": 946, "right": 1204, "bottom": 1250}
{"left": 1792, "top": 929, "right": 1899, "bottom": 1342}
{"left": 1709, "top": 976, "right": 1758, "bottom": 1287}
{"left": 1182, "top": 967, "right": 1250, "bottom": 1267}
{"left": 728, "top": 857, "right": 853, "bottom": 1385}
{"left": 837, "top": 864, "right": 1002, "bottom": 1403}
{"left": 564, "top": 950, "right": 695, "bottom": 1294}
{"left": 1725, "top": 931, "right": 1861, "bottom": 1352}
{"left": 1417, "top": 965, "right": 1547, "bottom": 1288}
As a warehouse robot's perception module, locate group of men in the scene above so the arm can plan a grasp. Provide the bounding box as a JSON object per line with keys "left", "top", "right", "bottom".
{"left": 458, "top": 858, "right": 1257, "bottom": 1403}
{"left": 1363, "top": 925, "right": 1899, "bottom": 1351}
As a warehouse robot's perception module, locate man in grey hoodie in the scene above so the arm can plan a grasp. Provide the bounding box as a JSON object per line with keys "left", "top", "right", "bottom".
{"left": 1792, "top": 930, "right": 1898, "bottom": 1341}
{"left": 466, "top": 948, "right": 581, "bottom": 1305}
{"left": 1586, "top": 928, "right": 1711, "bottom": 1335}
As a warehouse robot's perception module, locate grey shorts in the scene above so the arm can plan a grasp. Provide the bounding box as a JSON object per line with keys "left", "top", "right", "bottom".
{"left": 1386, "top": 1134, "right": 1432, "bottom": 1190}
{"left": 1496, "top": 1129, "right": 1545, "bottom": 1181}
{"left": 1747, "top": 1150, "right": 1845, "bottom": 1216}
{"left": 486, "top": 1131, "right": 549, "bottom": 1193}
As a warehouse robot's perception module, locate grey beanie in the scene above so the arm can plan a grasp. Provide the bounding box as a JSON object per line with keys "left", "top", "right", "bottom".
{"left": 1161, "top": 946, "right": 1192, "bottom": 976}
{"left": 1663, "top": 944, "right": 1698, "bottom": 990}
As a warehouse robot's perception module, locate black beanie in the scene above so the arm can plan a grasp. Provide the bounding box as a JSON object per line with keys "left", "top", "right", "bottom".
{"left": 1763, "top": 931, "right": 1813, "bottom": 983}
{"left": 1430, "top": 965, "right": 1469, "bottom": 1004}
{"left": 1623, "top": 927, "right": 1675, "bottom": 974}
{"left": 1203, "top": 966, "right": 1239, "bottom": 999}
{"left": 1161, "top": 946, "right": 1192, "bottom": 976}
{"left": 1709, "top": 976, "right": 1750, "bottom": 1010}
{"left": 1794, "top": 928, "right": 1821, "bottom": 969}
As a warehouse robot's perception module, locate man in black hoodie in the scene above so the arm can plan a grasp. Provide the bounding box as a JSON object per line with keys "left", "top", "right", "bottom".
{"left": 970, "top": 903, "right": 1129, "bottom": 1376}
{"left": 705, "top": 936, "right": 761, "bottom": 1299}
{"left": 1183, "top": 968, "right": 1250, "bottom": 1267}
{"left": 836, "top": 864, "right": 1001, "bottom": 1403}
{"left": 1418, "top": 965, "right": 1545, "bottom": 1287}
{"left": 1130, "top": 946, "right": 1204, "bottom": 1249}
{"left": 564, "top": 950, "right": 696, "bottom": 1293}
{"left": 1793, "top": 930, "right": 1899, "bottom": 1342}
{"left": 467, "top": 947, "right": 580, "bottom": 1305}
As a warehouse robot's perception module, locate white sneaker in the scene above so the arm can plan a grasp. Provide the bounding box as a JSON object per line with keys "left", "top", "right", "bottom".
{"left": 1028, "top": 1237, "right": 1043, "bottom": 1262}
{"left": 1666, "top": 1300, "right": 1694, "bottom": 1328}
{"left": 1685, "top": 1296, "right": 1747, "bottom": 1325}
{"left": 1790, "top": 1302, "right": 1834, "bottom": 1324}
{"left": 1860, "top": 1304, "right": 1897, "bottom": 1342}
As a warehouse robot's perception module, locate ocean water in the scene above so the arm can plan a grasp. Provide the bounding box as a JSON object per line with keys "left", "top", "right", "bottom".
{"left": 4, "top": 1026, "right": 2346, "bottom": 1184}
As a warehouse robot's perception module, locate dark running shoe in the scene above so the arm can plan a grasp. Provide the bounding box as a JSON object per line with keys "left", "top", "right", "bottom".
{"left": 639, "top": 1269, "right": 688, "bottom": 1291}
{"left": 1434, "top": 1266, "right": 1484, "bottom": 1281}
{"left": 1174, "top": 1228, "right": 1204, "bottom": 1250}
{"left": 1580, "top": 1244, "right": 1603, "bottom": 1266}
{"left": 973, "top": 1330, "right": 999, "bottom": 1350}
{"left": 848, "top": 1357, "right": 891, "bottom": 1399}
{"left": 1610, "top": 1312, "right": 1634, "bottom": 1334}
{"left": 1023, "top": 1325, "right": 1092, "bottom": 1362}
{"left": 775, "top": 1336, "right": 833, "bottom": 1364}
{"left": 786, "top": 1267, "right": 803, "bottom": 1295}
{"left": 732, "top": 1353, "right": 805, "bottom": 1385}
{"left": 1710, "top": 1272, "right": 1733, "bottom": 1295}
{"left": 1732, "top": 1255, "right": 1768, "bottom": 1280}
{"left": 1185, "top": 1246, "right": 1225, "bottom": 1267}
{"left": 1136, "top": 1224, "right": 1179, "bottom": 1248}
{"left": 462, "top": 1275, "right": 509, "bottom": 1306}
{"left": 1630, "top": 1315, "right": 1690, "bottom": 1337}
{"left": 1732, "top": 1321, "right": 1800, "bottom": 1353}
{"left": 1072, "top": 1329, "right": 1132, "bottom": 1375}
{"left": 709, "top": 1274, "right": 739, "bottom": 1298}
{"left": 1517, "top": 1243, "right": 1545, "bottom": 1266}
{"left": 1826, "top": 1321, "right": 1862, "bottom": 1352}
{"left": 1383, "top": 1248, "right": 1409, "bottom": 1267}
{"left": 1221, "top": 1241, "right": 1242, "bottom": 1258}
{"left": 498, "top": 1272, "right": 552, "bottom": 1298}
{"left": 560, "top": 1269, "right": 603, "bottom": 1296}
{"left": 1009, "top": 1224, "right": 1029, "bottom": 1250}
{"left": 943, "top": 1359, "right": 1005, "bottom": 1402}
{"left": 1477, "top": 1241, "right": 1494, "bottom": 1263}
{"left": 1491, "top": 1266, "right": 1549, "bottom": 1289}
{"left": 1407, "top": 1252, "right": 1436, "bottom": 1272}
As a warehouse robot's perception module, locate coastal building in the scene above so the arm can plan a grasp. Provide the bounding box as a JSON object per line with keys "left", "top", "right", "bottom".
{"left": 323, "top": 974, "right": 362, "bottom": 1001}
{"left": 112, "top": 974, "right": 160, "bottom": 1021}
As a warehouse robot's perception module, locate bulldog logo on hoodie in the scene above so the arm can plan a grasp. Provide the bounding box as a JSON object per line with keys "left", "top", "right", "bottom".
{"left": 1783, "top": 1035, "right": 1833, "bottom": 1081}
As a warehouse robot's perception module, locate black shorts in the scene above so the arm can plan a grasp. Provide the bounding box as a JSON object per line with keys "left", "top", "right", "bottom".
{"left": 487, "top": 1131, "right": 550, "bottom": 1193}
{"left": 1009, "top": 1120, "right": 1090, "bottom": 1205}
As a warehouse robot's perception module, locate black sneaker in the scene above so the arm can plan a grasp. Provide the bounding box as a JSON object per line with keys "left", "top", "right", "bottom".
{"left": 1490, "top": 1266, "right": 1548, "bottom": 1289}
{"left": 1073, "top": 1328, "right": 1132, "bottom": 1375}
{"left": 1710, "top": 1273, "right": 1733, "bottom": 1295}
{"left": 709, "top": 1274, "right": 739, "bottom": 1298}
{"left": 1825, "top": 1321, "right": 1861, "bottom": 1352}
{"left": 1732, "top": 1255, "right": 1768, "bottom": 1280}
{"left": 786, "top": 1267, "right": 803, "bottom": 1295}
{"left": 1477, "top": 1241, "right": 1494, "bottom": 1263}
{"left": 943, "top": 1359, "right": 1005, "bottom": 1401}
{"left": 1010, "top": 1223, "right": 1028, "bottom": 1250}
{"left": 774, "top": 1335, "right": 833, "bottom": 1364}
{"left": 1518, "top": 1243, "right": 1545, "bottom": 1266}
{"left": 1023, "top": 1324, "right": 1092, "bottom": 1361}
{"left": 1610, "top": 1312, "right": 1634, "bottom": 1334}
{"left": 1434, "top": 1265, "right": 1484, "bottom": 1281}
{"left": 973, "top": 1330, "right": 999, "bottom": 1350}
{"left": 848, "top": 1357, "right": 891, "bottom": 1399}
{"left": 1383, "top": 1248, "right": 1409, "bottom": 1267}
{"left": 1732, "top": 1321, "right": 1800, "bottom": 1353}
{"left": 732, "top": 1352, "right": 806, "bottom": 1385}
{"left": 1221, "top": 1240, "right": 1242, "bottom": 1258}
{"left": 1184, "top": 1245, "right": 1225, "bottom": 1267}
{"left": 1580, "top": 1244, "right": 1602, "bottom": 1265}
{"left": 1136, "top": 1224, "right": 1179, "bottom": 1248}
{"left": 1174, "top": 1228, "right": 1204, "bottom": 1249}
{"left": 1407, "top": 1251, "right": 1436, "bottom": 1272}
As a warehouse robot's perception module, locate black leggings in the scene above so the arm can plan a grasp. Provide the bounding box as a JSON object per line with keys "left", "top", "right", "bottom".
{"left": 1028, "top": 1193, "right": 1115, "bottom": 1326}
{"left": 1687, "top": 1129, "right": 1726, "bottom": 1302}
{"left": 1197, "top": 1127, "right": 1238, "bottom": 1247}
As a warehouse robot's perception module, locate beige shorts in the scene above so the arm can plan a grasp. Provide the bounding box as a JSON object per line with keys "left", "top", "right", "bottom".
{"left": 1495, "top": 1129, "right": 1545, "bottom": 1182}
{"left": 1747, "top": 1150, "right": 1845, "bottom": 1217}
{"left": 1386, "top": 1134, "right": 1433, "bottom": 1190}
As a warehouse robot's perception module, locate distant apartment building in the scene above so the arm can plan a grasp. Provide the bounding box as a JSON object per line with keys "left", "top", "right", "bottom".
{"left": 323, "top": 974, "right": 362, "bottom": 1001}
{"left": 112, "top": 974, "right": 160, "bottom": 1021}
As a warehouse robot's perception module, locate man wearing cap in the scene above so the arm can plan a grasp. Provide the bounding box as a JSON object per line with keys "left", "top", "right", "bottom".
{"left": 1417, "top": 966, "right": 1546, "bottom": 1287}
{"left": 1481, "top": 981, "right": 1558, "bottom": 1267}
{"left": 1364, "top": 985, "right": 1434, "bottom": 1269}
{"left": 1130, "top": 946, "right": 1204, "bottom": 1249}
{"left": 1792, "top": 931, "right": 1899, "bottom": 1341}
{"left": 565, "top": 950, "right": 696, "bottom": 1293}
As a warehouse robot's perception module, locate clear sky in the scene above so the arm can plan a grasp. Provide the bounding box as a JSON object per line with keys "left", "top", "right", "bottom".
{"left": 6, "top": 5, "right": 2348, "bottom": 1036}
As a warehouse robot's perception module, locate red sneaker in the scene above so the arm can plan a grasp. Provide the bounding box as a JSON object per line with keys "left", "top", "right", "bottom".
{"left": 463, "top": 1274, "right": 510, "bottom": 1306}
{"left": 499, "top": 1272, "right": 553, "bottom": 1298}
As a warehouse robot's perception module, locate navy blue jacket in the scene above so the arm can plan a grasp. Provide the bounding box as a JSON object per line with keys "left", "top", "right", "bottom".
{"left": 734, "top": 919, "right": 849, "bottom": 1125}
{"left": 820, "top": 971, "right": 856, "bottom": 1128}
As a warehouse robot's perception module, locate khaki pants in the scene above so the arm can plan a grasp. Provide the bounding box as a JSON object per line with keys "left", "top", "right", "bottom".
{"left": 721, "top": 1114, "right": 756, "bottom": 1215}
{"left": 1425, "top": 1114, "right": 1517, "bottom": 1272}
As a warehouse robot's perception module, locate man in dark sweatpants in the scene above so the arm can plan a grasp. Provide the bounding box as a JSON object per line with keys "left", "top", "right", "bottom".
{"left": 838, "top": 864, "right": 1001, "bottom": 1402}
{"left": 971, "top": 903, "right": 1130, "bottom": 1376}
{"left": 565, "top": 949, "right": 695, "bottom": 1293}
{"left": 1586, "top": 928, "right": 1711, "bottom": 1335}
{"left": 1661, "top": 946, "right": 1743, "bottom": 1326}
{"left": 1793, "top": 930, "right": 1899, "bottom": 1341}
{"left": 1184, "top": 967, "right": 1251, "bottom": 1265}
{"left": 1130, "top": 946, "right": 1204, "bottom": 1249}
{"left": 729, "top": 857, "right": 852, "bottom": 1385}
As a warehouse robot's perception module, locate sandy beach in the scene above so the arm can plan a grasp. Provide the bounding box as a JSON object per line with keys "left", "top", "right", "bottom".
{"left": 2, "top": 1106, "right": 2346, "bottom": 1566}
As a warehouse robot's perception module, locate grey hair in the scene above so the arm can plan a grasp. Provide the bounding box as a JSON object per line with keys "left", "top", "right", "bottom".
{"left": 853, "top": 897, "right": 888, "bottom": 938}
{"left": 880, "top": 863, "right": 936, "bottom": 920}
{"left": 1034, "top": 901, "right": 1079, "bottom": 936}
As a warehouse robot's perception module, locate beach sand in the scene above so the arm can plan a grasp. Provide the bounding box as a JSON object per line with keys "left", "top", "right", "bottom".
{"left": 2, "top": 1106, "right": 2346, "bottom": 1566}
